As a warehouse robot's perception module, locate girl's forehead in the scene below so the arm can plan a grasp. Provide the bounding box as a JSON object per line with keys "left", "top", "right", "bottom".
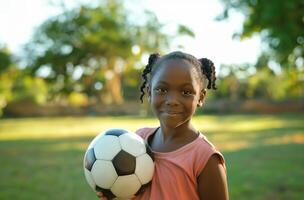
{"left": 155, "top": 59, "right": 197, "bottom": 76}
{"left": 151, "top": 59, "right": 201, "bottom": 85}
{"left": 155, "top": 59, "right": 194, "bottom": 73}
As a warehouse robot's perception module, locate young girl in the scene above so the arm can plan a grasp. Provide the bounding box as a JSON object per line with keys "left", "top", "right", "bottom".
{"left": 97, "top": 51, "right": 229, "bottom": 200}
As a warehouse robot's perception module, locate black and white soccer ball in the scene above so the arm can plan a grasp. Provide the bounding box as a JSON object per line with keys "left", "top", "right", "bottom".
{"left": 83, "top": 129, "right": 154, "bottom": 199}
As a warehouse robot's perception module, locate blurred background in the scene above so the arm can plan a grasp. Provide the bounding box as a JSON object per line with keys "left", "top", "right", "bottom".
{"left": 0, "top": 0, "right": 303, "bottom": 199}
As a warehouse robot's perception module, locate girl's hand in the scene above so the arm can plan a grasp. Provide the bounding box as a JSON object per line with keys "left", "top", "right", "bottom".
{"left": 96, "top": 191, "right": 108, "bottom": 200}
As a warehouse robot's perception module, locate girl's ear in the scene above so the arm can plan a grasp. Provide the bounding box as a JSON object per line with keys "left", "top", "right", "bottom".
{"left": 197, "top": 89, "right": 207, "bottom": 107}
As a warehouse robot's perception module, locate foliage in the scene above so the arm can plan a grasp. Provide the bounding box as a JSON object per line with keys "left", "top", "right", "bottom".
{"left": 217, "top": 0, "right": 304, "bottom": 69}
{"left": 11, "top": 75, "right": 48, "bottom": 105}
{"left": 68, "top": 92, "right": 89, "bottom": 107}
{"left": 0, "top": 47, "right": 15, "bottom": 116}
{"left": 0, "top": 45, "right": 12, "bottom": 73}
{"left": 0, "top": 44, "right": 49, "bottom": 116}
{"left": 2, "top": 1, "right": 304, "bottom": 115}
{"left": 0, "top": 70, "right": 14, "bottom": 116}
{"left": 216, "top": 64, "right": 304, "bottom": 100}
{"left": 25, "top": 0, "right": 194, "bottom": 104}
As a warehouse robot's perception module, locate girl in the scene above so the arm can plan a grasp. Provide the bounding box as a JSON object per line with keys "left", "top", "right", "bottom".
{"left": 97, "top": 51, "right": 229, "bottom": 200}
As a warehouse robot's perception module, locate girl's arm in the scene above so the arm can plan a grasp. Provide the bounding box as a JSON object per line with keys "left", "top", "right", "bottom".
{"left": 197, "top": 154, "right": 229, "bottom": 200}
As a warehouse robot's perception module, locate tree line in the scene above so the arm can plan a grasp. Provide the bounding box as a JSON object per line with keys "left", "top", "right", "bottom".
{"left": 0, "top": 0, "right": 303, "bottom": 116}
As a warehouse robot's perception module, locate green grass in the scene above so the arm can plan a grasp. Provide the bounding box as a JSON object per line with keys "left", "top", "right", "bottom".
{"left": 0, "top": 114, "right": 303, "bottom": 199}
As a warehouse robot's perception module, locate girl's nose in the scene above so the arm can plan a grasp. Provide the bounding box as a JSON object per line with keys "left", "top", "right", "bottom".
{"left": 165, "top": 92, "right": 179, "bottom": 106}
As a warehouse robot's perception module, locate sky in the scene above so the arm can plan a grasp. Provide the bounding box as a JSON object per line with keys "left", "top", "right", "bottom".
{"left": 0, "top": 0, "right": 262, "bottom": 68}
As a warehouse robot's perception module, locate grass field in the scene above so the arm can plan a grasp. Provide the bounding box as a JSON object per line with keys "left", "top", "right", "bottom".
{"left": 0, "top": 114, "right": 303, "bottom": 200}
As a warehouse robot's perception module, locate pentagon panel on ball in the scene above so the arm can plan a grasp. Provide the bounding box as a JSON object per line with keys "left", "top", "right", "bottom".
{"left": 83, "top": 128, "right": 155, "bottom": 199}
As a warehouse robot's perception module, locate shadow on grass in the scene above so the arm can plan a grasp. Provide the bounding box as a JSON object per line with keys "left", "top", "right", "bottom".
{"left": 223, "top": 143, "right": 304, "bottom": 200}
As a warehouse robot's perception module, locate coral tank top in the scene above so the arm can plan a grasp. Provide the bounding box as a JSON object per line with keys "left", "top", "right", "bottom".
{"left": 133, "top": 127, "right": 226, "bottom": 200}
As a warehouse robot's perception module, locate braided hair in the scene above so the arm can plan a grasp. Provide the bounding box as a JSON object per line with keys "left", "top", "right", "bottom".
{"left": 139, "top": 51, "right": 217, "bottom": 103}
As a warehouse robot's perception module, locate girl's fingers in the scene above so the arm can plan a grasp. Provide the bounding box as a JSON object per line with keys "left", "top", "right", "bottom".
{"left": 96, "top": 192, "right": 107, "bottom": 200}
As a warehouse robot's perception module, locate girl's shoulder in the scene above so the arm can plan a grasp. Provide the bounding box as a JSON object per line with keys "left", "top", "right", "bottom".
{"left": 195, "top": 133, "right": 226, "bottom": 174}
{"left": 197, "top": 133, "right": 218, "bottom": 151}
{"left": 196, "top": 133, "right": 225, "bottom": 161}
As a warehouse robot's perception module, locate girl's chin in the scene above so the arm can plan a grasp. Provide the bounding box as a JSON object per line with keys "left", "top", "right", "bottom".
{"left": 160, "top": 117, "right": 185, "bottom": 128}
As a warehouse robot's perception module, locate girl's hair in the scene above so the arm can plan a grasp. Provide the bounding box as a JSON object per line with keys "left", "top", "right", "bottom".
{"left": 139, "top": 51, "right": 217, "bottom": 103}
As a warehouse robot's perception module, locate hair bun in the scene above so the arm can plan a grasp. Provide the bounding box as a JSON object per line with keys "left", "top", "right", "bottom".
{"left": 199, "top": 58, "right": 217, "bottom": 90}
{"left": 148, "top": 53, "right": 160, "bottom": 66}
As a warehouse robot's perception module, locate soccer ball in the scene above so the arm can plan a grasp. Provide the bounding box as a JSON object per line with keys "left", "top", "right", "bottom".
{"left": 83, "top": 128, "right": 154, "bottom": 199}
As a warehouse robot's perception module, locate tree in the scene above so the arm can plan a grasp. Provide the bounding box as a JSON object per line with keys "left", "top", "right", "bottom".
{"left": 217, "top": 0, "right": 304, "bottom": 70}
{"left": 25, "top": 0, "right": 194, "bottom": 105}
{"left": 0, "top": 45, "right": 12, "bottom": 73}
{"left": 0, "top": 45, "right": 14, "bottom": 116}
{"left": 0, "top": 44, "right": 49, "bottom": 117}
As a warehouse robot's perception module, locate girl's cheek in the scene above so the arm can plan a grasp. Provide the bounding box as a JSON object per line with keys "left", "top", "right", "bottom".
{"left": 152, "top": 93, "right": 163, "bottom": 101}
{"left": 153, "top": 98, "right": 162, "bottom": 107}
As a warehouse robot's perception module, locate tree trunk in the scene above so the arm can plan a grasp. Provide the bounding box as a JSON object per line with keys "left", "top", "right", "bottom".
{"left": 101, "top": 57, "right": 124, "bottom": 105}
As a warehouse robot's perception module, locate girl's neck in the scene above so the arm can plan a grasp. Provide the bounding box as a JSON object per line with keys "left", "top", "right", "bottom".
{"left": 159, "top": 121, "right": 197, "bottom": 143}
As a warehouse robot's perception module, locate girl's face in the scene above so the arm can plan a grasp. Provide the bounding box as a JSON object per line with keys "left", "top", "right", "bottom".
{"left": 148, "top": 59, "right": 205, "bottom": 128}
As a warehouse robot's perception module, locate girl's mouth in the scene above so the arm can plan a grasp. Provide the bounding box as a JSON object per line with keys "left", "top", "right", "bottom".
{"left": 162, "top": 110, "right": 182, "bottom": 115}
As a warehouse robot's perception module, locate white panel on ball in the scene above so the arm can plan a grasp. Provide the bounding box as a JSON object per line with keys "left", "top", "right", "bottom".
{"left": 94, "top": 135, "right": 121, "bottom": 160}
{"left": 87, "top": 133, "right": 104, "bottom": 149}
{"left": 111, "top": 174, "right": 141, "bottom": 198}
{"left": 135, "top": 154, "right": 154, "bottom": 184}
{"left": 84, "top": 168, "right": 96, "bottom": 190}
{"left": 119, "top": 133, "right": 146, "bottom": 157}
{"left": 91, "top": 160, "right": 118, "bottom": 189}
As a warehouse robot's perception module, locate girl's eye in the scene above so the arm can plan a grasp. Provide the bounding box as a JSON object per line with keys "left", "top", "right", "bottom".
{"left": 182, "top": 90, "right": 193, "bottom": 96}
{"left": 155, "top": 88, "right": 167, "bottom": 94}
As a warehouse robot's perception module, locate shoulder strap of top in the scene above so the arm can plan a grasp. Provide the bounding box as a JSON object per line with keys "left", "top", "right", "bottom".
{"left": 135, "top": 127, "right": 157, "bottom": 140}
